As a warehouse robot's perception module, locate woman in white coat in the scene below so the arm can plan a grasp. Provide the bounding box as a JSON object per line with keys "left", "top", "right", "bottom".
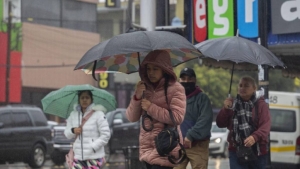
{"left": 64, "top": 90, "right": 111, "bottom": 169}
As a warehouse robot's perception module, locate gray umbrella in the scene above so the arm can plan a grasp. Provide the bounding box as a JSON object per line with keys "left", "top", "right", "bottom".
{"left": 74, "top": 31, "right": 201, "bottom": 79}
{"left": 195, "top": 36, "right": 286, "bottom": 96}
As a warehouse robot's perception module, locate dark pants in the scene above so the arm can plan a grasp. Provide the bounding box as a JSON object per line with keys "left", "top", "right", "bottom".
{"left": 145, "top": 162, "right": 173, "bottom": 169}
{"left": 229, "top": 151, "right": 267, "bottom": 169}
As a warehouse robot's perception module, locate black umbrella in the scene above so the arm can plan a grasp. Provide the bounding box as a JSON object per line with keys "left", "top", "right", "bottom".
{"left": 74, "top": 31, "right": 202, "bottom": 79}
{"left": 195, "top": 36, "right": 286, "bottom": 96}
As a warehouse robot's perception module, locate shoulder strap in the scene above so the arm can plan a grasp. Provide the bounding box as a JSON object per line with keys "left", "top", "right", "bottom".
{"left": 165, "top": 91, "right": 177, "bottom": 128}
{"left": 80, "top": 110, "right": 95, "bottom": 128}
{"left": 75, "top": 110, "right": 95, "bottom": 139}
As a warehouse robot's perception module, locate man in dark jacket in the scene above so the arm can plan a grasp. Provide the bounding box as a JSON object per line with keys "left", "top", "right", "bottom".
{"left": 175, "top": 67, "right": 213, "bottom": 169}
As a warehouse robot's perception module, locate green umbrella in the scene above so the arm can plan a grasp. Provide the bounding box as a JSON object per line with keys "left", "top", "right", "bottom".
{"left": 41, "top": 84, "right": 116, "bottom": 118}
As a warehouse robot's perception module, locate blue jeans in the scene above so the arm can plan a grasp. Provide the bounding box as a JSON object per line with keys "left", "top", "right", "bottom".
{"left": 229, "top": 151, "right": 267, "bottom": 169}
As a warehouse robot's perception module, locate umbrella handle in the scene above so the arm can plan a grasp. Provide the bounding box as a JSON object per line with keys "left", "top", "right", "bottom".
{"left": 92, "top": 60, "right": 97, "bottom": 81}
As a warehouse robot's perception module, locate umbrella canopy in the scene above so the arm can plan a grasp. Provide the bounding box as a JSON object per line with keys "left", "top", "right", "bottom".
{"left": 75, "top": 31, "right": 202, "bottom": 76}
{"left": 195, "top": 36, "right": 286, "bottom": 96}
{"left": 195, "top": 36, "right": 286, "bottom": 70}
{"left": 41, "top": 84, "right": 116, "bottom": 118}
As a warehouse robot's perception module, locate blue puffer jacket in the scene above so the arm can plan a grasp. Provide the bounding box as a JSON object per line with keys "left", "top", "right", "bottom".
{"left": 180, "top": 87, "right": 213, "bottom": 142}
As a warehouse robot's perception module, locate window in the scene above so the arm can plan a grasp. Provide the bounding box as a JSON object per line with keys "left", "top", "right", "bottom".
{"left": 0, "top": 113, "right": 13, "bottom": 128}
{"left": 113, "top": 111, "right": 130, "bottom": 124}
{"left": 114, "top": 112, "right": 122, "bottom": 120}
{"left": 270, "top": 109, "right": 296, "bottom": 132}
{"left": 30, "top": 110, "right": 47, "bottom": 126}
{"left": 12, "top": 112, "right": 32, "bottom": 127}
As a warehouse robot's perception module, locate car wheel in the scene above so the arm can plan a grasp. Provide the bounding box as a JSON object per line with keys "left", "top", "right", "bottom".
{"left": 222, "top": 143, "right": 229, "bottom": 158}
{"left": 27, "top": 143, "right": 46, "bottom": 168}
{"left": 50, "top": 149, "right": 66, "bottom": 165}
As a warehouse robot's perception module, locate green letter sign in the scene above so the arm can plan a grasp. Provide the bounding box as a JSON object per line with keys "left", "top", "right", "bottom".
{"left": 208, "top": 0, "right": 234, "bottom": 39}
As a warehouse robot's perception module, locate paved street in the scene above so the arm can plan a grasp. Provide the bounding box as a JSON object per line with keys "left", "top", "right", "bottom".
{"left": 0, "top": 153, "right": 230, "bottom": 169}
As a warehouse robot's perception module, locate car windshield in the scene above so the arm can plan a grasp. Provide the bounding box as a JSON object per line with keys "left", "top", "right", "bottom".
{"left": 211, "top": 124, "right": 227, "bottom": 133}
{"left": 270, "top": 109, "right": 296, "bottom": 132}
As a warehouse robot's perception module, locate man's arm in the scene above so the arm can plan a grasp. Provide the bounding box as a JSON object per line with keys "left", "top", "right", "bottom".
{"left": 186, "top": 93, "right": 213, "bottom": 142}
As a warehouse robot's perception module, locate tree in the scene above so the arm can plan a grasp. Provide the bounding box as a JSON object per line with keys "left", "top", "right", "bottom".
{"left": 174, "top": 62, "right": 297, "bottom": 109}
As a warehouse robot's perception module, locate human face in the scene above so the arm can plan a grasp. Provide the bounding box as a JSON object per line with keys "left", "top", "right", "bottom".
{"left": 238, "top": 79, "right": 256, "bottom": 101}
{"left": 79, "top": 92, "right": 92, "bottom": 109}
{"left": 179, "top": 75, "right": 196, "bottom": 83}
{"left": 146, "top": 63, "right": 164, "bottom": 83}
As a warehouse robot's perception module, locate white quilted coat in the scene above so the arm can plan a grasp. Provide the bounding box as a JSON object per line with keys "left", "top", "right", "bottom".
{"left": 64, "top": 103, "right": 111, "bottom": 161}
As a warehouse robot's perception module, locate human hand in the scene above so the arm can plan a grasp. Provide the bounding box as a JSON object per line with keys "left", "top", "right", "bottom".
{"left": 223, "top": 98, "right": 233, "bottom": 109}
{"left": 74, "top": 127, "right": 82, "bottom": 135}
{"left": 244, "top": 136, "right": 256, "bottom": 147}
{"left": 135, "top": 81, "right": 146, "bottom": 99}
{"left": 183, "top": 137, "right": 192, "bottom": 149}
{"left": 141, "top": 99, "right": 151, "bottom": 111}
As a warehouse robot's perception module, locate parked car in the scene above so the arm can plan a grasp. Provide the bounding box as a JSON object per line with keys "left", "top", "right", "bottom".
{"left": 209, "top": 122, "right": 229, "bottom": 158}
{"left": 50, "top": 123, "right": 74, "bottom": 165}
{"left": 0, "top": 104, "right": 53, "bottom": 168}
{"left": 50, "top": 108, "right": 140, "bottom": 164}
{"left": 106, "top": 108, "right": 140, "bottom": 154}
{"left": 269, "top": 91, "right": 300, "bottom": 169}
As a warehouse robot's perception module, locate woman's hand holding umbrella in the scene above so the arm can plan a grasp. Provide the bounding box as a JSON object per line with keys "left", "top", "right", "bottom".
{"left": 224, "top": 98, "right": 233, "bottom": 109}
{"left": 74, "top": 127, "right": 82, "bottom": 135}
{"left": 135, "top": 81, "right": 146, "bottom": 100}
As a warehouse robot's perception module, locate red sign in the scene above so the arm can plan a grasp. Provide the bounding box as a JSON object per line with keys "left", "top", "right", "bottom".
{"left": 194, "top": 0, "right": 207, "bottom": 42}
{"left": 9, "top": 51, "right": 21, "bottom": 103}
{"left": 0, "top": 33, "right": 7, "bottom": 102}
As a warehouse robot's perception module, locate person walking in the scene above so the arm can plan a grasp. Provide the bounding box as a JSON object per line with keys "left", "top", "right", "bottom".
{"left": 126, "top": 50, "right": 186, "bottom": 169}
{"left": 64, "top": 90, "right": 111, "bottom": 169}
{"left": 174, "top": 67, "right": 213, "bottom": 169}
{"left": 216, "top": 76, "right": 271, "bottom": 169}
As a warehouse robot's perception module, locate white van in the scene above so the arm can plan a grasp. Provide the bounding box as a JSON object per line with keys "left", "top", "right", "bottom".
{"left": 269, "top": 91, "right": 300, "bottom": 169}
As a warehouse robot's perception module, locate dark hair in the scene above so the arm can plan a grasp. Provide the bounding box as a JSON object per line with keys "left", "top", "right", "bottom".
{"left": 78, "top": 90, "right": 93, "bottom": 103}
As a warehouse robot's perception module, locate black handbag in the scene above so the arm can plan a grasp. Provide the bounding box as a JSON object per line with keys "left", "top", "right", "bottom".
{"left": 154, "top": 110, "right": 186, "bottom": 164}
{"left": 236, "top": 145, "right": 258, "bottom": 163}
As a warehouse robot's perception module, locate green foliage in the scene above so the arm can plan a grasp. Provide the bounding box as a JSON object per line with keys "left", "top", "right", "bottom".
{"left": 174, "top": 61, "right": 296, "bottom": 109}
{"left": 268, "top": 69, "right": 295, "bottom": 92}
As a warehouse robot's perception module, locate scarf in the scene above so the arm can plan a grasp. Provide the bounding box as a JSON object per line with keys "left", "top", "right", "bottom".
{"left": 232, "top": 94, "right": 257, "bottom": 145}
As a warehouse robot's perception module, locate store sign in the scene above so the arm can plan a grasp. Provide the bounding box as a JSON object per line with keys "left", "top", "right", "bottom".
{"left": 207, "top": 0, "right": 234, "bottom": 39}
{"left": 194, "top": 0, "right": 207, "bottom": 42}
{"left": 98, "top": 72, "right": 114, "bottom": 89}
{"left": 98, "top": 73, "right": 108, "bottom": 89}
{"left": 238, "top": 0, "right": 258, "bottom": 38}
{"left": 105, "top": 0, "right": 120, "bottom": 8}
{"left": 271, "top": 0, "right": 300, "bottom": 34}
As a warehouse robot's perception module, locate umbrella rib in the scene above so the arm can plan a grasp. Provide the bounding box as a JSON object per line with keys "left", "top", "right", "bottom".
{"left": 144, "top": 32, "right": 154, "bottom": 50}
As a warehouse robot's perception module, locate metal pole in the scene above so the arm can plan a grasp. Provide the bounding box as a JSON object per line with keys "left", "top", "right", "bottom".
{"left": 140, "top": 0, "right": 156, "bottom": 31}
{"left": 258, "top": 0, "right": 272, "bottom": 168}
{"left": 60, "top": 0, "right": 63, "bottom": 27}
{"left": 5, "top": 1, "right": 12, "bottom": 105}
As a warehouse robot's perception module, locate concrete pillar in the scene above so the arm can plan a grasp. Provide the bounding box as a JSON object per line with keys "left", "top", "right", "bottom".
{"left": 140, "top": 0, "right": 156, "bottom": 31}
